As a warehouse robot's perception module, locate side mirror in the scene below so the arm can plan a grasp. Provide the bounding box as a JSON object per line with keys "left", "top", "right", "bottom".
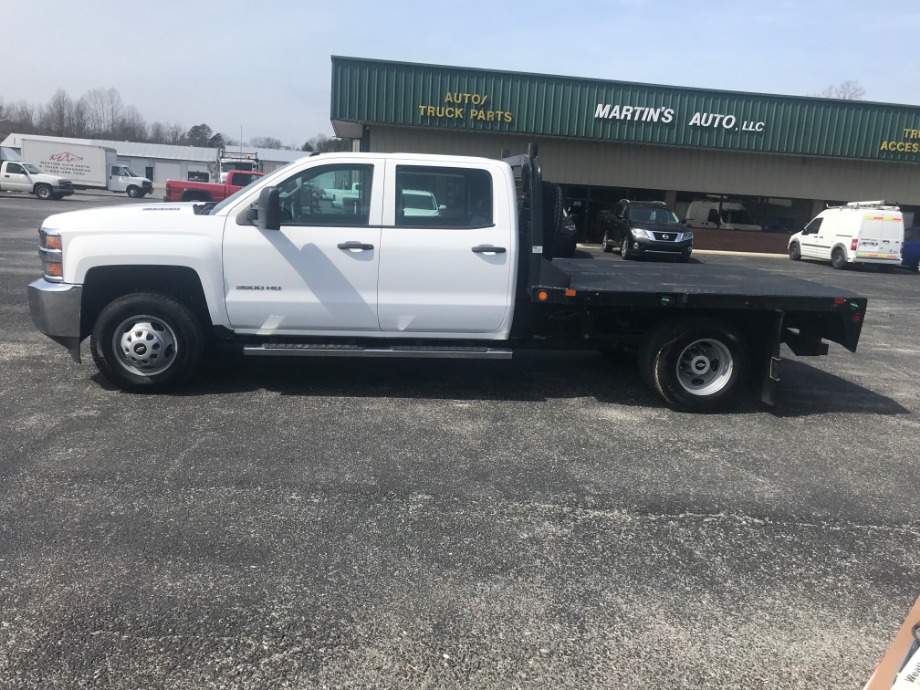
{"left": 706, "top": 208, "right": 722, "bottom": 226}
{"left": 249, "top": 186, "right": 281, "bottom": 230}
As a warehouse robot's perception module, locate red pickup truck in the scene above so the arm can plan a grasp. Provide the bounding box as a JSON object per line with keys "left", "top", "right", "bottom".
{"left": 163, "top": 170, "right": 264, "bottom": 202}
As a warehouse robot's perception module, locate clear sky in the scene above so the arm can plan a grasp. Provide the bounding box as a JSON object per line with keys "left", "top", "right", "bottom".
{"left": 4, "top": 0, "right": 919, "bottom": 147}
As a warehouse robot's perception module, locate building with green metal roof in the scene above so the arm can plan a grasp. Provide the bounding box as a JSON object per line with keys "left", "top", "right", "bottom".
{"left": 330, "top": 56, "right": 920, "bottom": 246}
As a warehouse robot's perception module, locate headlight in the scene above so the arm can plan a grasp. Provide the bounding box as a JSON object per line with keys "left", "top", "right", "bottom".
{"left": 681, "top": 231, "right": 693, "bottom": 241}
{"left": 39, "top": 228, "right": 63, "bottom": 282}
{"left": 631, "top": 228, "right": 652, "bottom": 239}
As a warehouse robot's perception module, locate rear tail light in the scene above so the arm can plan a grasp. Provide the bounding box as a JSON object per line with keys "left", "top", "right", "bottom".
{"left": 850, "top": 238, "right": 858, "bottom": 250}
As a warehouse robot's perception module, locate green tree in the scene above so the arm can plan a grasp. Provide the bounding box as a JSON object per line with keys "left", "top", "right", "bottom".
{"left": 301, "top": 134, "right": 351, "bottom": 153}
{"left": 186, "top": 123, "right": 214, "bottom": 147}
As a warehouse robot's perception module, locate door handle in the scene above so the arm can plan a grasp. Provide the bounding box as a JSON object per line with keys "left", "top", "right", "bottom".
{"left": 472, "top": 245, "right": 506, "bottom": 254}
{"left": 337, "top": 241, "right": 374, "bottom": 251}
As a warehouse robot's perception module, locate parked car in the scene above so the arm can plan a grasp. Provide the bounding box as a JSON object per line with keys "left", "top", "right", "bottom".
{"left": 400, "top": 189, "right": 441, "bottom": 217}
{"left": 902, "top": 226, "right": 920, "bottom": 273}
{"left": 788, "top": 200, "right": 903, "bottom": 270}
{"left": 601, "top": 199, "right": 693, "bottom": 261}
{"left": 684, "top": 199, "right": 763, "bottom": 231}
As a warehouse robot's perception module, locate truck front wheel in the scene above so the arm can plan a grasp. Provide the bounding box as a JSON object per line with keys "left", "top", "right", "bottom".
{"left": 126, "top": 186, "right": 142, "bottom": 198}
{"left": 35, "top": 184, "right": 53, "bottom": 200}
{"left": 641, "top": 318, "right": 749, "bottom": 412}
{"left": 90, "top": 293, "right": 205, "bottom": 392}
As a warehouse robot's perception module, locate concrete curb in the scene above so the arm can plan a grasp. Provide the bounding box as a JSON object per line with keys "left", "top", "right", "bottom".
{"left": 576, "top": 243, "right": 786, "bottom": 259}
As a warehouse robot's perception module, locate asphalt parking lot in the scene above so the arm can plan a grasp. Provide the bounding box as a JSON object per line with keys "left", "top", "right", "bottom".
{"left": 1, "top": 192, "right": 918, "bottom": 689}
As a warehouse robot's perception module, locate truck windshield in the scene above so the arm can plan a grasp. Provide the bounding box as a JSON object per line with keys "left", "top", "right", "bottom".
{"left": 22, "top": 163, "right": 42, "bottom": 174}
{"left": 222, "top": 162, "right": 255, "bottom": 173}
{"left": 121, "top": 166, "right": 141, "bottom": 177}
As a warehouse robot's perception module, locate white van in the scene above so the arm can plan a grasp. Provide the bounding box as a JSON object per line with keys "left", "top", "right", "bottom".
{"left": 684, "top": 199, "right": 762, "bottom": 231}
{"left": 788, "top": 201, "right": 904, "bottom": 270}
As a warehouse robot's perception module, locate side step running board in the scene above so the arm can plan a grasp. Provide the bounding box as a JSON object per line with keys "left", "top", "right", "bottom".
{"left": 243, "top": 343, "right": 513, "bottom": 360}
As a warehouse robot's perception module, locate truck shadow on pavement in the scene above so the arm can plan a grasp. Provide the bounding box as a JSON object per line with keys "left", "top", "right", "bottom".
{"left": 119, "top": 349, "right": 910, "bottom": 417}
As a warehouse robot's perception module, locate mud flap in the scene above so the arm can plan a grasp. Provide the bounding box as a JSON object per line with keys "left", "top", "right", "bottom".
{"left": 760, "top": 311, "right": 784, "bottom": 406}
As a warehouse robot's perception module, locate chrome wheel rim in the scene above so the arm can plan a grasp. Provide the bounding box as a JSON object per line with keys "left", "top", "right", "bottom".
{"left": 675, "top": 338, "right": 733, "bottom": 396}
{"left": 112, "top": 315, "right": 178, "bottom": 376}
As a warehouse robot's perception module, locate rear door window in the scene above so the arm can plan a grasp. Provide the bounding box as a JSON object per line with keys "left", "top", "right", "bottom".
{"left": 394, "top": 166, "right": 492, "bottom": 228}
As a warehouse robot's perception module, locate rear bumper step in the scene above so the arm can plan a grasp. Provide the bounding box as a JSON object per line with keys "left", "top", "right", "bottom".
{"left": 242, "top": 343, "right": 513, "bottom": 360}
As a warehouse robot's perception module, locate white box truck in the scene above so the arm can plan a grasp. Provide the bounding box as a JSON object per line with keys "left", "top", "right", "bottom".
{"left": 21, "top": 139, "right": 153, "bottom": 198}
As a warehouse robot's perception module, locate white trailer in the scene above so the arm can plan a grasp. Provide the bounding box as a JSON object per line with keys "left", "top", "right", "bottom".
{"left": 21, "top": 139, "right": 153, "bottom": 197}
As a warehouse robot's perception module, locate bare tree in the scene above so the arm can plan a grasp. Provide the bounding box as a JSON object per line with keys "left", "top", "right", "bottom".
{"left": 80, "top": 88, "right": 106, "bottom": 135}
{"left": 71, "top": 99, "right": 89, "bottom": 137}
{"left": 43, "top": 89, "right": 74, "bottom": 136}
{"left": 808, "top": 80, "right": 866, "bottom": 100}
{"left": 8, "top": 101, "right": 38, "bottom": 133}
{"left": 101, "top": 87, "right": 123, "bottom": 137}
{"left": 250, "top": 136, "right": 283, "bottom": 149}
{"left": 117, "top": 105, "right": 147, "bottom": 141}
{"left": 165, "top": 123, "right": 185, "bottom": 145}
{"left": 148, "top": 121, "right": 166, "bottom": 144}
{"left": 79, "top": 87, "right": 124, "bottom": 136}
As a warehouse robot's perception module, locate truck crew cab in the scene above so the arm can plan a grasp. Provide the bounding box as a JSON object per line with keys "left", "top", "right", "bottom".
{"left": 28, "top": 146, "right": 868, "bottom": 412}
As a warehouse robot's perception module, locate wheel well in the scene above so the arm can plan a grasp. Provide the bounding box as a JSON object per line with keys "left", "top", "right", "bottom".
{"left": 81, "top": 265, "right": 212, "bottom": 339}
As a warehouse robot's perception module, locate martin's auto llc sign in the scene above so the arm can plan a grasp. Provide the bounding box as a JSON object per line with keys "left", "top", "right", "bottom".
{"left": 594, "top": 102, "right": 765, "bottom": 133}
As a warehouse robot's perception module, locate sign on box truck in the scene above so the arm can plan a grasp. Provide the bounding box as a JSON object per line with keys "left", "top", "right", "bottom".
{"left": 21, "top": 139, "right": 153, "bottom": 198}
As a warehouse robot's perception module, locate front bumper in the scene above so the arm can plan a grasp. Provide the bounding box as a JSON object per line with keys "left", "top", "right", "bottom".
{"left": 631, "top": 238, "right": 693, "bottom": 255}
{"left": 27, "top": 279, "right": 83, "bottom": 362}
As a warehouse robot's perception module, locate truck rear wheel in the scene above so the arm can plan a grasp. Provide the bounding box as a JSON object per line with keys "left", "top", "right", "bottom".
{"left": 640, "top": 318, "right": 749, "bottom": 412}
{"left": 90, "top": 292, "right": 205, "bottom": 392}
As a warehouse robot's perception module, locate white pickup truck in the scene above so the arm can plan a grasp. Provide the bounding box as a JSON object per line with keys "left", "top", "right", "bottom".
{"left": 28, "top": 146, "right": 869, "bottom": 411}
{"left": 1, "top": 160, "right": 74, "bottom": 199}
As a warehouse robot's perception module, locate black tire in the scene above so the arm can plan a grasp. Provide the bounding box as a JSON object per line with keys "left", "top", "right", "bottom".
{"left": 35, "top": 184, "right": 52, "bottom": 200}
{"left": 788, "top": 242, "right": 801, "bottom": 261}
{"left": 541, "top": 181, "right": 564, "bottom": 260}
{"left": 640, "top": 318, "right": 749, "bottom": 412}
{"left": 90, "top": 292, "right": 205, "bottom": 392}
{"left": 126, "top": 186, "right": 142, "bottom": 198}
{"left": 831, "top": 247, "right": 848, "bottom": 270}
{"left": 620, "top": 232, "right": 632, "bottom": 260}
{"left": 602, "top": 229, "right": 612, "bottom": 253}
{"left": 914, "top": 260, "right": 920, "bottom": 274}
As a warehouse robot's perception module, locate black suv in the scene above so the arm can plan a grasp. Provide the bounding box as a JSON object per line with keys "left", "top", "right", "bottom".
{"left": 601, "top": 199, "right": 692, "bottom": 262}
